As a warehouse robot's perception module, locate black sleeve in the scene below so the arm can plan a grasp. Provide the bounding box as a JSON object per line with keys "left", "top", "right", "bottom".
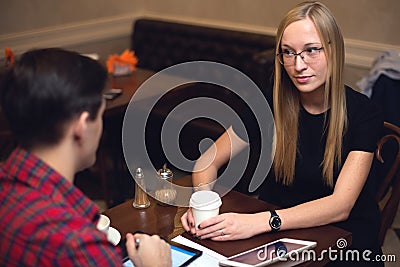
{"left": 231, "top": 89, "right": 273, "bottom": 144}
{"left": 346, "top": 87, "right": 384, "bottom": 153}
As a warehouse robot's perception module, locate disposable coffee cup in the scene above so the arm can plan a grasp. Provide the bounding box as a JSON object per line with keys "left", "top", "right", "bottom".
{"left": 96, "top": 214, "right": 110, "bottom": 234}
{"left": 189, "top": 190, "right": 222, "bottom": 229}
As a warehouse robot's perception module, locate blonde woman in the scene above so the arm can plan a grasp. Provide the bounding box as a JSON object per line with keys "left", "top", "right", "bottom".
{"left": 181, "top": 1, "right": 383, "bottom": 266}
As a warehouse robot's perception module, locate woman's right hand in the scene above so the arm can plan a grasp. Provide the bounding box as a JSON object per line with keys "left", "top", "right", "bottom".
{"left": 181, "top": 208, "right": 197, "bottom": 235}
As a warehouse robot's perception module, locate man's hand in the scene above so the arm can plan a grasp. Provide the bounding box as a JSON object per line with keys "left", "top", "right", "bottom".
{"left": 126, "top": 233, "right": 172, "bottom": 267}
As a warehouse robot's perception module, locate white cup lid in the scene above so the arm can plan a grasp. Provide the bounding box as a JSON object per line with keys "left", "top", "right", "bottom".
{"left": 189, "top": 191, "right": 222, "bottom": 210}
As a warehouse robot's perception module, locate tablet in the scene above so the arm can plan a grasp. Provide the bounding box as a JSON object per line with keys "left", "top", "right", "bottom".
{"left": 219, "top": 238, "right": 317, "bottom": 267}
{"left": 121, "top": 241, "right": 202, "bottom": 267}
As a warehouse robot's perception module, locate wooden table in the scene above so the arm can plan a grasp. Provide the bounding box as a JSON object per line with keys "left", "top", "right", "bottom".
{"left": 99, "top": 68, "right": 225, "bottom": 206}
{"left": 105, "top": 69, "right": 156, "bottom": 116}
{"left": 103, "top": 189, "right": 352, "bottom": 266}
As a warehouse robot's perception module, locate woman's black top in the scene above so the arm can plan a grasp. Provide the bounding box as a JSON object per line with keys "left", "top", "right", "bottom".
{"left": 233, "top": 86, "right": 384, "bottom": 250}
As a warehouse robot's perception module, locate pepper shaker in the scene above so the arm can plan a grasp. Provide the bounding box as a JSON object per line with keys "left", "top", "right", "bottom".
{"left": 133, "top": 168, "right": 150, "bottom": 209}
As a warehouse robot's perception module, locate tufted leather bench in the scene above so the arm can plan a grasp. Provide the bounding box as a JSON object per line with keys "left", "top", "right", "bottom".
{"left": 131, "top": 18, "right": 276, "bottom": 93}
{"left": 130, "top": 18, "right": 276, "bottom": 193}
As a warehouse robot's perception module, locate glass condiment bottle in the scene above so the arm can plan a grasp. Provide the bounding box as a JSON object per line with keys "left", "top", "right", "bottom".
{"left": 155, "top": 163, "right": 177, "bottom": 205}
{"left": 133, "top": 167, "right": 150, "bottom": 209}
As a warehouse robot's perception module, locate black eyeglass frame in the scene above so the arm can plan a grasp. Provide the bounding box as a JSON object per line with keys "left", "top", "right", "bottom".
{"left": 276, "top": 47, "right": 325, "bottom": 66}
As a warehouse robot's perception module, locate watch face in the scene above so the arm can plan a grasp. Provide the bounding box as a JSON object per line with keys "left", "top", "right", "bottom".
{"left": 271, "top": 217, "right": 281, "bottom": 229}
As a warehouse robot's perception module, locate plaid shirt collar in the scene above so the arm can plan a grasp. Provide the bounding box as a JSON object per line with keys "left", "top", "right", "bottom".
{"left": 3, "top": 147, "right": 100, "bottom": 221}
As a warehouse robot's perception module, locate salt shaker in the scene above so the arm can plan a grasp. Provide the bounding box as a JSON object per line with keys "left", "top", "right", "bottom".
{"left": 133, "top": 168, "right": 150, "bottom": 209}
{"left": 155, "top": 163, "right": 177, "bottom": 205}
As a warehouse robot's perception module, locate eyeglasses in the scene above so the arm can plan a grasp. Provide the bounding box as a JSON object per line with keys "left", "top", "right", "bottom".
{"left": 277, "top": 47, "right": 324, "bottom": 66}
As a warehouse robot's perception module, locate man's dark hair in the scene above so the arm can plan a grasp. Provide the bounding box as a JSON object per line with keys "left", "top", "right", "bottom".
{"left": 0, "top": 48, "right": 108, "bottom": 149}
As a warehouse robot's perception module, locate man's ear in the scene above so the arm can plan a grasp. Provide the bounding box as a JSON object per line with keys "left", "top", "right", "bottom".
{"left": 72, "top": 111, "right": 90, "bottom": 143}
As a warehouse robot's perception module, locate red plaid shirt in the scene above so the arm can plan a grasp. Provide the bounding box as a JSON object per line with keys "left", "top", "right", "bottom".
{"left": 0, "top": 148, "right": 122, "bottom": 266}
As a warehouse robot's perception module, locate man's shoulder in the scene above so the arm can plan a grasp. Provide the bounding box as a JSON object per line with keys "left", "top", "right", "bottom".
{"left": 0, "top": 179, "right": 66, "bottom": 232}
{"left": 0, "top": 162, "right": 6, "bottom": 178}
{"left": 0, "top": 171, "right": 87, "bottom": 232}
{"left": 0, "top": 185, "right": 117, "bottom": 266}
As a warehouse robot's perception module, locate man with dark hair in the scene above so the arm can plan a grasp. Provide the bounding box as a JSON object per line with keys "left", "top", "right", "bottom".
{"left": 0, "top": 48, "right": 171, "bottom": 267}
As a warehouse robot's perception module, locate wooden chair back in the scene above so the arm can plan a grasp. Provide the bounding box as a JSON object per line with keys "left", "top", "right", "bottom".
{"left": 375, "top": 122, "right": 400, "bottom": 245}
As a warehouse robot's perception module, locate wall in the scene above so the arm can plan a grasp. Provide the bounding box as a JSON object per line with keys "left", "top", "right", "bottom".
{"left": 0, "top": 0, "right": 144, "bottom": 60}
{"left": 1, "top": 0, "right": 399, "bottom": 88}
{"left": 0, "top": 0, "right": 144, "bottom": 34}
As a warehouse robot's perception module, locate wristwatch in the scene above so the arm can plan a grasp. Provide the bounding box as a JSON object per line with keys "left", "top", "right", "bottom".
{"left": 269, "top": 210, "right": 281, "bottom": 232}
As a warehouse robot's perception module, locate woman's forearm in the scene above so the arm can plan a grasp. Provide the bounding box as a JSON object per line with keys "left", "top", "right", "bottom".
{"left": 192, "top": 157, "right": 219, "bottom": 190}
{"left": 191, "top": 126, "right": 249, "bottom": 191}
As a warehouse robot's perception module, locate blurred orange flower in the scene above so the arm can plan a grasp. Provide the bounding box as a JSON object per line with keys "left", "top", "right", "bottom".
{"left": 106, "top": 49, "right": 138, "bottom": 75}
{"left": 4, "top": 47, "right": 14, "bottom": 67}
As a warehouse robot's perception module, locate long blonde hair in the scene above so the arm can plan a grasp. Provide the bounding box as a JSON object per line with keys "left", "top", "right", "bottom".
{"left": 273, "top": 1, "right": 347, "bottom": 187}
